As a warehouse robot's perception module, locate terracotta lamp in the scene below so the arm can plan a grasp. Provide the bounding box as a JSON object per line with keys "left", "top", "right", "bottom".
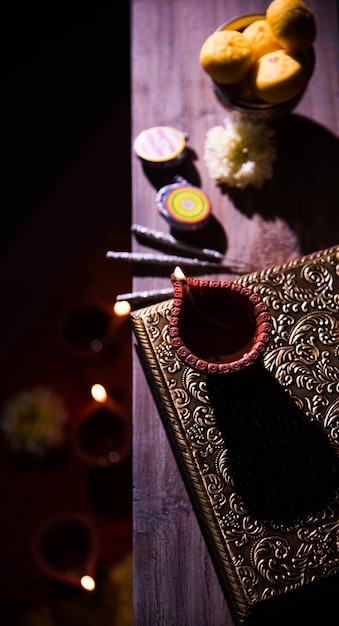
{"left": 170, "top": 267, "right": 272, "bottom": 374}
{"left": 32, "top": 512, "right": 99, "bottom": 590}
{"left": 57, "top": 299, "right": 117, "bottom": 359}
{"left": 72, "top": 396, "right": 131, "bottom": 468}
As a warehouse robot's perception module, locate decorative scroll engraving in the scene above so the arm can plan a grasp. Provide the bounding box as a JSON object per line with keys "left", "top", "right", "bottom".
{"left": 131, "top": 246, "right": 339, "bottom": 622}
{"left": 242, "top": 252, "right": 339, "bottom": 436}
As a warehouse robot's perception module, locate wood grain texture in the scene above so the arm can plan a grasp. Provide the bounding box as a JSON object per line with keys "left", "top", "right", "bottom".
{"left": 131, "top": 1, "right": 339, "bottom": 624}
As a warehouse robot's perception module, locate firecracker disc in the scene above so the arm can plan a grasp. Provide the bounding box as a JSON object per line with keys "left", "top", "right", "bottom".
{"left": 134, "top": 126, "right": 186, "bottom": 165}
{"left": 157, "top": 182, "right": 211, "bottom": 230}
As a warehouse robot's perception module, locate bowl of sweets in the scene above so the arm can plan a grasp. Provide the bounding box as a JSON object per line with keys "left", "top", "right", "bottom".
{"left": 199, "top": 0, "right": 316, "bottom": 121}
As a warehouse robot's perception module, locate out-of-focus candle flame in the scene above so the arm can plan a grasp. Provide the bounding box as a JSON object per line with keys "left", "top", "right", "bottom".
{"left": 80, "top": 575, "right": 96, "bottom": 591}
{"left": 113, "top": 300, "right": 131, "bottom": 316}
{"left": 91, "top": 383, "right": 107, "bottom": 403}
{"left": 174, "top": 266, "right": 186, "bottom": 280}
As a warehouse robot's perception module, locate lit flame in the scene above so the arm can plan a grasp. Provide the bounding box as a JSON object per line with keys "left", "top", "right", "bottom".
{"left": 80, "top": 575, "right": 96, "bottom": 591}
{"left": 91, "top": 383, "right": 107, "bottom": 403}
{"left": 113, "top": 300, "right": 131, "bottom": 316}
{"left": 173, "top": 266, "right": 186, "bottom": 280}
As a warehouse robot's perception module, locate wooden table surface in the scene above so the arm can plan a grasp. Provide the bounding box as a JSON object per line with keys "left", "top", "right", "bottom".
{"left": 131, "top": 1, "right": 339, "bottom": 624}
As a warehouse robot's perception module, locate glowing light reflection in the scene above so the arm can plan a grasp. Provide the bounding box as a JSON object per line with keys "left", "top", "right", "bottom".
{"left": 81, "top": 575, "right": 96, "bottom": 591}
{"left": 91, "top": 383, "right": 108, "bottom": 403}
{"left": 113, "top": 300, "right": 131, "bottom": 316}
{"left": 174, "top": 266, "right": 186, "bottom": 280}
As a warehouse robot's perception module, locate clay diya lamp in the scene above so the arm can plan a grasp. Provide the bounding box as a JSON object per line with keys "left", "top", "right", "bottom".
{"left": 72, "top": 396, "right": 131, "bottom": 468}
{"left": 170, "top": 267, "right": 272, "bottom": 374}
{"left": 57, "top": 299, "right": 117, "bottom": 359}
{"left": 32, "top": 511, "right": 99, "bottom": 590}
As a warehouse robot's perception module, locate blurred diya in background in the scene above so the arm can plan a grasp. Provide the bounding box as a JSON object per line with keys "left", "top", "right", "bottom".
{"left": 170, "top": 267, "right": 272, "bottom": 375}
{"left": 57, "top": 299, "right": 116, "bottom": 359}
{"left": 57, "top": 298, "right": 130, "bottom": 360}
{"left": 32, "top": 512, "right": 99, "bottom": 590}
{"left": 72, "top": 390, "right": 131, "bottom": 468}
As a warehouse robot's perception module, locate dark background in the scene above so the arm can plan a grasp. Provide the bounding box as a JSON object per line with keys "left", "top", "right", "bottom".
{"left": 2, "top": 0, "right": 130, "bottom": 255}
{"left": 1, "top": 3, "right": 133, "bottom": 625}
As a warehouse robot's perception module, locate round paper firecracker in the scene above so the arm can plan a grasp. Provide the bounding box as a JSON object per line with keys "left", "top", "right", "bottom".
{"left": 133, "top": 126, "right": 187, "bottom": 168}
{"left": 156, "top": 178, "right": 211, "bottom": 230}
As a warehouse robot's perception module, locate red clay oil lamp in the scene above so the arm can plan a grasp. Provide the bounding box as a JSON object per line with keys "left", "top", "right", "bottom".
{"left": 32, "top": 512, "right": 99, "bottom": 590}
{"left": 170, "top": 267, "right": 272, "bottom": 374}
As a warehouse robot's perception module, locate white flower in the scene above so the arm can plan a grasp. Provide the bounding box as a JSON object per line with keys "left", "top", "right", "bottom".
{"left": 203, "top": 117, "right": 276, "bottom": 189}
{"left": 1, "top": 387, "right": 68, "bottom": 456}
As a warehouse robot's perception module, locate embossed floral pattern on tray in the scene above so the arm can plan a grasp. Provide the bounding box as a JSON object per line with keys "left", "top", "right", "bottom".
{"left": 131, "top": 246, "right": 339, "bottom": 622}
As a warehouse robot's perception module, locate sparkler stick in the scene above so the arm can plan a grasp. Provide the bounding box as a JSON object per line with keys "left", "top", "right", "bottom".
{"left": 116, "top": 287, "right": 174, "bottom": 309}
{"left": 131, "top": 224, "right": 224, "bottom": 262}
{"left": 106, "top": 251, "right": 248, "bottom": 274}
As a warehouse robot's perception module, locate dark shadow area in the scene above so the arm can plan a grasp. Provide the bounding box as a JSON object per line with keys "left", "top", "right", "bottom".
{"left": 219, "top": 113, "right": 339, "bottom": 255}
{"left": 140, "top": 146, "right": 201, "bottom": 190}
{"left": 206, "top": 363, "right": 339, "bottom": 524}
{"left": 87, "top": 462, "right": 133, "bottom": 519}
{"left": 246, "top": 570, "right": 339, "bottom": 626}
{"left": 0, "top": 3, "right": 133, "bottom": 624}
{"left": 171, "top": 214, "right": 228, "bottom": 258}
{"left": 1, "top": 1, "right": 130, "bottom": 257}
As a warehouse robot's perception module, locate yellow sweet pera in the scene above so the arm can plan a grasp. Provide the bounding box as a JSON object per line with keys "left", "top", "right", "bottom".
{"left": 266, "top": 0, "right": 316, "bottom": 51}
{"left": 251, "top": 49, "right": 307, "bottom": 103}
{"left": 199, "top": 0, "right": 316, "bottom": 104}
{"left": 242, "top": 19, "right": 281, "bottom": 60}
{"left": 199, "top": 30, "right": 253, "bottom": 84}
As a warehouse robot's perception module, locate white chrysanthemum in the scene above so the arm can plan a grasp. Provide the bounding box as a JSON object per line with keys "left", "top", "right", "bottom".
{"left": 1, "top": 387, "right": 68, "bottom": 456}
{"left": 204, "top": 117, "right": 276, "bottom": 189}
